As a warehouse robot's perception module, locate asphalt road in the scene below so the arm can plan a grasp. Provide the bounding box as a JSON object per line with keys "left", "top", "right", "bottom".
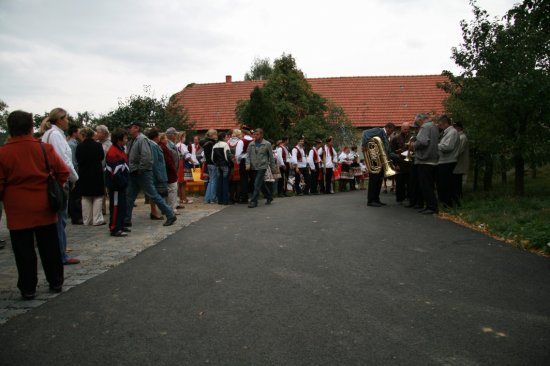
{"left": 1, "top": 191, "right": 549, "bottom": 365}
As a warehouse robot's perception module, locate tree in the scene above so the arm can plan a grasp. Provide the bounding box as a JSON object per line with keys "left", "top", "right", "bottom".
{"left": 244, "top": 57, "right": 273, "bottom": 81}
{"left": 236, "top": 54, "right": 358, "bottom": 147}
{"left": 0, "top": 100, "right": 9, "bottom": 144}
{"left": 235, "top": 86, "right": 281, "bottom": 141}
{"left": 440, "top": 0, "right": 550, "bottom": 195}
{"left": 102, "top": 86, "right": 192, "bottom": 133}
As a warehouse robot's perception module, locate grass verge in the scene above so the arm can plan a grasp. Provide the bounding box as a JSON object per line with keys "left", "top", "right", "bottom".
{"left": 440, "top": 164, "right": 550, "bottom": 256}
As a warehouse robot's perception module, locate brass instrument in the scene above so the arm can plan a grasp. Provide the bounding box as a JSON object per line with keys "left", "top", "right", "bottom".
{"left": 404, "top": 136, "right": 415, "bottom": 162}
{"left": 362, "top": 136, "right": 396, "bottom": 177}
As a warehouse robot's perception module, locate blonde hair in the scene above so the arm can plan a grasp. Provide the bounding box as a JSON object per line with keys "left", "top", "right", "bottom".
{"left": 232, "top": 128, "right": 242, "bottom": 138}
{"left": 177, "top": 131, "right": 186, "bottom": 143}
{"left": 206, "top": 129, "right": 217, "bottom": 138}
{"left": 159, "top": 133, "right": 168, "bottom": 142}
{"left": 43, "top": 107, "right": 67, "bottom": 126}
{"left": 39, "top": 119, "right": 51, "bottom": 134}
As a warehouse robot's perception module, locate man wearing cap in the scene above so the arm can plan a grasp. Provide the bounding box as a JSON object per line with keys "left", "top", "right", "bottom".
{"left": 307, "top": 139, "right": 323, "bottom": 194}
{"left": 362, "top": 123, "right": 396, "bottom": 207}
{"left": 291, "top": 136, "right": 310, "bottom": 195}
{"left": 412, "top": 113, "right": 440, "bottom": 215}
{"left": 124, "top": 121, "right": 177, "bottom": 226}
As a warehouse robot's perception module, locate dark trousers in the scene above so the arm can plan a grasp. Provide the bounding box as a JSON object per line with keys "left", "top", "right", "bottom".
{"left": 217, "top": 165, "right": 230, "bottom": 205}
{"left": 250, "top": 169, "right": 272, "bottom": 203}
{"left": 367, "top": 171, "right": 383, "bottom": 203}
{"left": 108, "top": 189, "right": 127, "bottom": 233}
{"left": 437, "top": 162, "right": 456, "bottom": 208}
{"left": 68, "top": 181, "right": 82, "bottom": 223}
{"left": 409, "top": 164, "right": 423, "bottom": 207}
{"left": 239, "top": 159, "right": 249, "bottom": 202}
{"left": 324, "top": 168, "right": 334, "bottom": 193}
{"left": 277, "top": 164, "right": 288, "bottom": 195}
{"left": 310, "top": 164, "right": 321, "bottom": 194}
{"left": 417, "top": 164, "right": 438, "bottom": 212}
{"left": 10, "top": 224, "right": 64, "bottom": 293}
{"left": 395, "top": 172, "right": 409, "bottom": 202}
{"left": 295, "top": 167, "right": 311, "bottom": 194}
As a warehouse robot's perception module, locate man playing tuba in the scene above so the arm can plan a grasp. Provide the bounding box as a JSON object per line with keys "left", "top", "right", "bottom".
{"left": 361, "top": 122, "right": 397, "bottom": 207}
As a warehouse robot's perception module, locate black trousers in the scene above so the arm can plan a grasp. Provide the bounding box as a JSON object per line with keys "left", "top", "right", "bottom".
{"left": 367, "top": 171, "right": 383, "bottom": 203}
{"left": 310, "top": 164, "right": 321, "bottom": 194}
{"left": 417, "top": 164, "right": 438, "bottom": 212}
{"left": 409, "top": 164, "right": 423, "bottom": 207}
{"left": 239, "top": 158, "right": 249, "bottom": 202}
{"left": 395, "top": 171, "right": 409, "bottom": 202}
{"left": 295, "top": 167, "right": 311, "bottom": 194}
{"left": 108, "top": 189, "right": 127, "bottom": 233}
{"left": 324, "top": 168, "right": 334, "bottom": 193}
{"left": 277, "top": 164, "right": 289, "bottom": 195}
{"left": 437, "top": 162, "right": 456, "bottom": 208}
{"left": 10, "top": 223, "right": 64, "bottom": 293}
{"left": 68, "top": 181, "right": 82, "bottom": 223}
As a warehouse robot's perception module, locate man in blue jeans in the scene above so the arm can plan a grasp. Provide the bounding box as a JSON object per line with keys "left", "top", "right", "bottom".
{"left": 245, "top": 128, "right": 276, "bottom": 208}
{"left": 124, "top": 121, "right": 176, "bottom": 227}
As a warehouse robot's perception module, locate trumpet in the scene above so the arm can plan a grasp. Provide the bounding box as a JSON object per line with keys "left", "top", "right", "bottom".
{"left": 404, "top": 136, "right": 415, "bottom": 162}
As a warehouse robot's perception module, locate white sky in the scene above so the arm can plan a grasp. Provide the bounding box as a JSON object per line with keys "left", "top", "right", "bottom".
{"left": 0, "top": 0, "right": 518, "bottom": 116}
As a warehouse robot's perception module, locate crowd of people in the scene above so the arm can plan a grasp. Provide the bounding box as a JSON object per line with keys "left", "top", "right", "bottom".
{"left": 0, "top": 108, "right": 468, "bottom": 300}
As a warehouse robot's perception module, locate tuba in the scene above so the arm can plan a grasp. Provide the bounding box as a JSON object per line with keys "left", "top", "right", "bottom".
{"left": 362, "top": 137, "right": 396, "bottom": 178}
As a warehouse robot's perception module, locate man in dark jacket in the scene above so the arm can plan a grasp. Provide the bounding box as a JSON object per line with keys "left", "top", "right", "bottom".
{"left": 124, "top": 121, "right": 176, "bottom": 227}
{"left": 362, "top": 122, "right": 396, "bottom": 207}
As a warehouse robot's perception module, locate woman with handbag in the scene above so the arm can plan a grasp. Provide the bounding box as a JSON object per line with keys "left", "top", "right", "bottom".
{"left": 0, "top": 111, "right": 69, "bottom": 299}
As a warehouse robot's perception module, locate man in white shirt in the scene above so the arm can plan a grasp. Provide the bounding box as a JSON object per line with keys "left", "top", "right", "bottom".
{"left": 236, "top": 126, "right": 254, "bottom": 203}
{"left": 307, "top": 139, "right": 322, "bottom": 194}
{"left": 319, "top": 137, "right": 338, "bottom": 194}
{"left": 276, "top": 137, "right": 291, "bottom": 197}
{"left": 291, "top": 136, "right": 310, "bottom": 195}
{"left": 41, "top": 108, "right": 80, "bottom": 265}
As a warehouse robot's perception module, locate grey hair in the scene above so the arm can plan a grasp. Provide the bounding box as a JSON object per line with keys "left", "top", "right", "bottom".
{"left": 96, "top": 124, "right": 110, "bottom": 135}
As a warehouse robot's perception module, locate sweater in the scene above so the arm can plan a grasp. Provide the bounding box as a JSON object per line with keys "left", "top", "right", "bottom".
{"left": 0, "top": 136, "right": 69, "bottom": 230}
{"left": 414, "top": 121, "right": 440, "bottom": 165}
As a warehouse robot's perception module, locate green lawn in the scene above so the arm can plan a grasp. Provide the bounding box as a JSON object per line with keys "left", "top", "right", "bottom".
{"left": 443, "top": 164, "right": 550, "bottom": 255}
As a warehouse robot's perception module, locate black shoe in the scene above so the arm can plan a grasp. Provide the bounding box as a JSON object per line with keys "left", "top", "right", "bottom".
{"left": 21, "top": 291, "right": 36, "bottom": 300}
{"left": 150, "top": 213, "right": 164, "bottom": 220}
{"left": 72, "top": 220, "right": 83, "bottom": 225}
{"left": 163, "top": 216, "right": 177, "bottom": 226}
{"left": 266, "top": 198, "right": 273, "bottom": 205}
{"left": 421, "top": 209, "right": 438, "bottom": 215}
{"left": 49, "top": 285, "right": 62, "bottom": 293}
{"left": 123, "top": 222, "right": 132, "bottom": 227}
{"left": 248, "top": 202, "right": 258, "bottom": 208}
{"left": 111, "top": 231, "right": 128, "bottom": 237}
{"left": 367, "top": 202, "right": 382, "bottom": 207}
{"left": 122, "top": 227, "right": 131, "bottom": 232}
{"left": 376, "top": 201, "right": 387, "bottom": 206}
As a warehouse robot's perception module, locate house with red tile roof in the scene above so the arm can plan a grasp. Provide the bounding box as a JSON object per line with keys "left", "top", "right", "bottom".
{"left": 171, "top": 74, "right": 448, "bottom": 131}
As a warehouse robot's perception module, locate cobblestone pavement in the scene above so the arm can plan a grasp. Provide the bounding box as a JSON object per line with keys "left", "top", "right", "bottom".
{"left": 0, "top": 197, "right": 223, "bottom": 325}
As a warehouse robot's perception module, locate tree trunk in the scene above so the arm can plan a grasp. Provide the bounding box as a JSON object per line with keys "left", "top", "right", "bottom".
{"left": 483, "top": 155, "right": 493, "bottom": 191}
{"left": 473, "top": 156, "right": 480, "bottom": 192}
{"left": 514, "top": 154, "right": 525, "bottom": 196}
{"left": 500, "top": 155, "right": 507, "bottom": 183}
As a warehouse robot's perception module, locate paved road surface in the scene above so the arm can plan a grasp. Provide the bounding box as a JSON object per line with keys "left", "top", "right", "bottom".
{"left": 0, "top": 192, "right": 548, "bottom": 365}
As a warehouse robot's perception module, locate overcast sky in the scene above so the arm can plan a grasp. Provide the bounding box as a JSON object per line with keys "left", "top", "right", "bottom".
{"left": 0, "top": 0, "right": 518, "bottom": 116}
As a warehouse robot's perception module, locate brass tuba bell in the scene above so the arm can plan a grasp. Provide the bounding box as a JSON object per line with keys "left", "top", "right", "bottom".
{"left": 362, "top": 136, "right": 396, "bottom": 178}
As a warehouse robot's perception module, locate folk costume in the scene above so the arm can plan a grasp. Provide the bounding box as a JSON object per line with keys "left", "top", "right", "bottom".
{"left": 318, "top": 144, "right": 338, "bottom": 194}
{"left": 307, "top": 146, "right": 322, "bottom": 194}
{"left": 105, "top": 144, "right": 129, "bottom": 236}
{"left": 291, "top": 143, "right": 310, "bottom": 195}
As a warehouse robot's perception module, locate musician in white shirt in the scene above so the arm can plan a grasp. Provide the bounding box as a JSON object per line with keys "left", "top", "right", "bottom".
{"left": 275, "top": 136, "right": 291, "bottom": 197}
{"left": 291, "top": 136, "right": 310, "bottom": 195}
{"left": 307, "top": 139, "right": 323, "bottom": 194}
{"left": 318, "top": 137, "right": 338, "bottom": 194}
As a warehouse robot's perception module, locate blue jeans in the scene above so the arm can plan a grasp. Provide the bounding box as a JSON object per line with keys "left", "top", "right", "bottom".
{"left": 125, "top": 170, "right": 174, "bottom": 224}
{"left": 217, "top": 165, "right": 230, "bottom": 204}
{"left": 56, "top": 208, "right": 69, "bottom": 262}
{"left": 250, "top": 169, "right": 272, "bottom": 204}
{"left": 204, "top": 164, "right": 218, "bottom": 203}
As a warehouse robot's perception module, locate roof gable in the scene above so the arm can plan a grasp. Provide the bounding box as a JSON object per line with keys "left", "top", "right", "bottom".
{"left": 172, "top": 75, "right": 448, "bottom": 131}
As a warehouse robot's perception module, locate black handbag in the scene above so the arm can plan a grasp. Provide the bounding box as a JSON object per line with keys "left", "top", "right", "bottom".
{"left": 40, "top": 143, "right": 67, "bottom": 212}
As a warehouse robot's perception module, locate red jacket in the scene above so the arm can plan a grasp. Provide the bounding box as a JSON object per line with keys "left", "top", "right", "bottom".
{"left": 0, "top": 136, "right": 69, "bottom": 230}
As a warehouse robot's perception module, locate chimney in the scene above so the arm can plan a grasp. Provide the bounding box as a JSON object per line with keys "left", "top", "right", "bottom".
{"left": 225, "top": 75, "right": 232, "bottom": 83}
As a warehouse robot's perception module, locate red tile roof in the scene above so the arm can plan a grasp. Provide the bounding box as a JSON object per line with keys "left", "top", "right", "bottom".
{"left": 171, "top": 75, "right": 448, "bottom": 131}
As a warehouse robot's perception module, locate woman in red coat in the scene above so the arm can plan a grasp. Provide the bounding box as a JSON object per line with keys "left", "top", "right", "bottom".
{"left": 0, "top": 111, "right": 69, "bottom": 299}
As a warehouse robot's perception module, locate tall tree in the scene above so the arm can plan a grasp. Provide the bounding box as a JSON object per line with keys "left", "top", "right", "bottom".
{"left": 244, "top": 57, "right": 273, "bottom": 81}
{"left": 235, "top": 86, "right": 281, "bottom": 141}
{"left": 441, "top": 0, "right": 550, "bottom": 195}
